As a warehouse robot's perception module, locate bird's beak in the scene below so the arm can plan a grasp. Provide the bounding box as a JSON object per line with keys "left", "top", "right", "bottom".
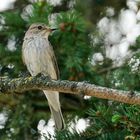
{"left": 44, "top": 27, "right": 57, "bottom": 33}
{"left": 44, "top": 26, "right": 57, "bottom": 33}
{"left": 50, "top": 27, "right": 57, "bottom": 32}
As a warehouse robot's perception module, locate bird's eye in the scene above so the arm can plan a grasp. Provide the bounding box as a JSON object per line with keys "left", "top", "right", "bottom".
{"left": 38, "top": 26, "right": 43, "bottom": 30}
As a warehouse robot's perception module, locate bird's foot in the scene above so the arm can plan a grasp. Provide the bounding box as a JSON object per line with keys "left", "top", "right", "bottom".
{"left": 35, "top": 73, "right": 51, "bottom": 81}
{"left": 18, "top": 71, "right": 31, "bottom": 78}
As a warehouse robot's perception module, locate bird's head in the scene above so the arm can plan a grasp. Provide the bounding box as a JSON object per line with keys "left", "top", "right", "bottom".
{"left": 25, "top": 23, "right": 56, "bottom": 39}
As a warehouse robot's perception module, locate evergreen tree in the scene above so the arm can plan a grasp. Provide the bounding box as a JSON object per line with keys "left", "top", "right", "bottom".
{"left": 0, "top": 0, "right": 140, "bottom": 140}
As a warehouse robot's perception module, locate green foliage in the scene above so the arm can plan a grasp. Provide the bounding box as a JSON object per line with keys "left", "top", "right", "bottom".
{"left": 51, "top": 10, "right": 93, "bottom": 81}
{"left": 0, "top": 0, "right": 140, "bottom": 140}
{"left": 27, "top": 1, "right": 53, "bottom": 24}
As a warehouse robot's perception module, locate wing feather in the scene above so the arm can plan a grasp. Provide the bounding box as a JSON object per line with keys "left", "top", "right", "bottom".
{"left": 47, "top": 41, "right": 59, "bottom": 79}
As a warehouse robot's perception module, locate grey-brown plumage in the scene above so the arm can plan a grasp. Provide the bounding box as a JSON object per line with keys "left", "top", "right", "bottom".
{"left": 22, "top": 23, "right": 65, "bottom": 130}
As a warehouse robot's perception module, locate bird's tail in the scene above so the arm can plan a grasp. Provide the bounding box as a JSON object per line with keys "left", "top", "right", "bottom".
{"left": 49, "top": 103, "right": 65, "bottom": 130}
{"left": 43, "top": 90, "right": 65, "bottom": 130}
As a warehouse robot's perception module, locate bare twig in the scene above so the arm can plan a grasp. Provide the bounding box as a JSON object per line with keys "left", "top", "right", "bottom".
{"left": 0, "top": 75, "right": 140, "bottom": 105}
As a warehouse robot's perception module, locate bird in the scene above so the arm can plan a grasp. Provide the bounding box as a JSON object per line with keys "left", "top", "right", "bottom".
{"left": 22, "top": 23, "right": 65, "bottom": 130}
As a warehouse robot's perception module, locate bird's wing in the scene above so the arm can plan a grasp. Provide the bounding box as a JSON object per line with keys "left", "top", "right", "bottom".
{"left": 22, "top": 41, "right": 26, "bottom": 65}
{"left": 48, "top": 41, "right": 60, "bottom": 79}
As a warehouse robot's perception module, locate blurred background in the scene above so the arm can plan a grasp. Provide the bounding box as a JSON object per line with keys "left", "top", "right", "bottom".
{"left": 0, "top": 0, "right": 140, "bottom": 139}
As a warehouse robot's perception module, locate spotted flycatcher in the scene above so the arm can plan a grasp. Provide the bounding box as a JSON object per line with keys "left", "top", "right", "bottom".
{"left": 22, "top": 23, "right": 65, "bottom": 130}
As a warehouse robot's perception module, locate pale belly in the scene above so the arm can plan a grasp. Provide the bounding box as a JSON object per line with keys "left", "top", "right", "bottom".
{"left": 22, "top": 38, "right": 56, "bottom": 78}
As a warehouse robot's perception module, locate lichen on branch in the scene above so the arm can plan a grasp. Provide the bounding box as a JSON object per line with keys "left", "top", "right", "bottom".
{"left": 0, "top": 75, "right": 140, "bottom": 105}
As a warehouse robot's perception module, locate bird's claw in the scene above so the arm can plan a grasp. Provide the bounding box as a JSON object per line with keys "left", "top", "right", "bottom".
{"left": 18, "top": 71, "right": 31, "bottom": 78}
{"left": 36, "top": 73, "right": 51, "bottom": 81}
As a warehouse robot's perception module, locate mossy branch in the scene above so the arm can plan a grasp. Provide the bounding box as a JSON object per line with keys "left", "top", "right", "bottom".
{"left": 0, "top": 75, "right": 140, "bottom": 105}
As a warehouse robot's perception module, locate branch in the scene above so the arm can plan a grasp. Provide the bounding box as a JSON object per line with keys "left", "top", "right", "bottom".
{"left": 0, "top": 75, "right": 140, "bottom": 105}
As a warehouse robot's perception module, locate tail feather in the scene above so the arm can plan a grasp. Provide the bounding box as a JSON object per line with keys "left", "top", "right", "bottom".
{"left": 43, "top": 90, "right": 65, "bottom": 130}
{"left": 49, "top": 104, "right": 65, "bottom": 130}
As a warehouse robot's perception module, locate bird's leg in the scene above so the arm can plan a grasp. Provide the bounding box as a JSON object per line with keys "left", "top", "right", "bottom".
{"left": 18, "top": 71, "right": 31, "bottom": 78}
{"left": 35, "top": 73, "right": 51, "bottom": 81}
